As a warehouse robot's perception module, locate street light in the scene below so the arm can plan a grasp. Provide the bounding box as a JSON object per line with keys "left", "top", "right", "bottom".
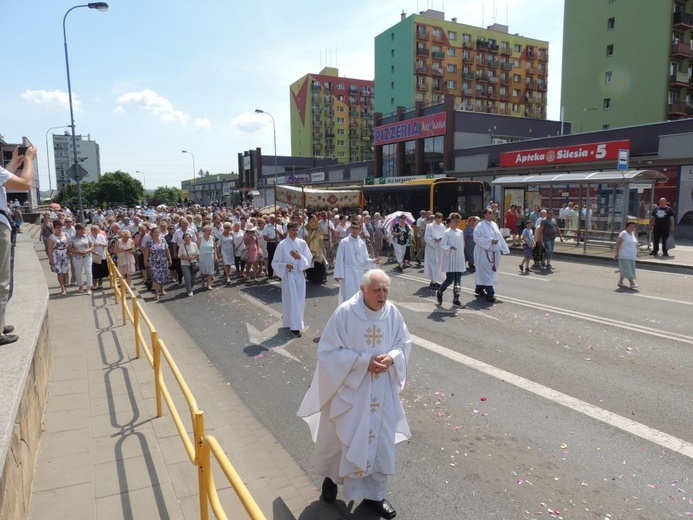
{"left": 134, "top": 170, "right": 146, "bottom": 191}
{"left": 254, "top": 109, "right": 278, "bottom": 189}
{"left": 63, "top": 2, "right": 109, "bottom": 219}
{"left": 580, "top": 106, "right": 599, "bottom": 133}
{"left": 181, "top": 150, "right": 196, "bottom": 202}
{"left": 45, "top": 125, "right": 71, "bottom": 193}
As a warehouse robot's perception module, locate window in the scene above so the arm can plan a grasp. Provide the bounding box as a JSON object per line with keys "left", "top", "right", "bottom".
{"left": 602, "top": 124, "right": 610, "bottom": 130}
{"left": 606, "top": 44, "right": 614, "bottom": 56}
{"left": 337, "top": 128, "right": 345, "bottom": 135}
{"left": 391, "top": 49, "right": 395, "bottom": 57}
{"left": 607, "top": 17, "right": 615, "bottom": 29}
{"left": 391, "top": 65, "right": 395, "bottom": 73}
{"left": 390, "top": 97, "right": 394, "bottom": 105}
{"left": 447, "top": 64, "right": 457, "bottom": 73}
{"left": 605, "top": 71, "right": 613, "bottom": 83}
{"left": 391, "top": 81, "right": 395, "bottom": 89}
{"left": 463, "top": 33, "right": 472, "bottom": 42}
{"left": 391, "top": 32, "right": 395, "bottom": 41}
{"left": 512, "top": 103, "right": 520, "bottom": 112}
{"left": 337, "top": 117, "right": 345, "bottom": 124}
{"left": 514, "top": 43, "right": 522, "bottom": 52}
{"left": 446, "top": 80, "right": 457, "bottom": 89}
{"left": 448, "top": 48, "right": 456, "bottom": 56}
{"left": 337, "top": 106, "right": 345, "bottom": 112}
{"left": 448, "top": 31, "right": 457, "bottom": 40}
{"left": 337, "top": 83, "right": 345, "bottom": 90}
{"left": 337, "top": 140, "right": 345, "bottom": 147}
{"left": 513, "top": 74, "right": 522, "bottom": 83}
{"left": 512, "top": 88, "right": 520, "bottom": 97}
{"left": 432, "top": 28, "right": 441, "bottom": 38}
{"left": 513, "top": 59, "right": 520, "bottom": 67}
{"left": 337, "top": 152, "right": 345, "bottom": 158}
{"left": 604, "top": 98, "right": 611, "bottom": 109}
{"left": 337, "top": 95, "right": 345, "bottom": 101}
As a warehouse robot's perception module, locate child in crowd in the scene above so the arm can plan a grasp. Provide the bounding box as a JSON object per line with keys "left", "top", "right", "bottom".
{"left": 520, "top": 218, "right": 534, "bottom": 274}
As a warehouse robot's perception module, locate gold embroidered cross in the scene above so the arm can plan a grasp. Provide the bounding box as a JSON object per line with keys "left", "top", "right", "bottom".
{"left": 368, "top": 430, "right": 376, "bottom": 445}
{"left": 370, "top": 396, "right": 379, "bottom": 413}
{"left": 364, "top": 326, "right": 383, "bottom": 347}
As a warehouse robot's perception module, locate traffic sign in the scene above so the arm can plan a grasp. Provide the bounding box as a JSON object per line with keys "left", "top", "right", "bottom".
{"left": 617, "top": 149, "right": 629, "bottom": 171}
{"left": 65, "top": 163, "right": 89, "bottom": 181}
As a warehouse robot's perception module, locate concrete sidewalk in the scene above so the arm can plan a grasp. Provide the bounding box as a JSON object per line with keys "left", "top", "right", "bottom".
{"left": 26, "top": 226, "right": 338, "bottom": 520}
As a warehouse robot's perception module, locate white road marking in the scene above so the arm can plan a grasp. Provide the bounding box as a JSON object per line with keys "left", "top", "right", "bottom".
{"left": 633, "top": 293, "right": 693, "bottom": 306}
{"left": 411, "top": 333, "right": 693, "bottom": 460}
{"left": 240, "top": 293, "right": 282, "bottom": 319}
{"left": 246, "top": 322, "right": 302, "bottom": 363}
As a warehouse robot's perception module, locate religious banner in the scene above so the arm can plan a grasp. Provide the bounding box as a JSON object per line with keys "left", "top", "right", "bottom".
{"left": 274, "top": 185, "right": 362, "bottom": 210}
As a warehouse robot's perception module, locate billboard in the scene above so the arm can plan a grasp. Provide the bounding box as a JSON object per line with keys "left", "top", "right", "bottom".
{"left": 374, "top": 112, "right": 447, "bottom": 146}
{"left": 500, "top": 139, "right": 631, "bottom": 168}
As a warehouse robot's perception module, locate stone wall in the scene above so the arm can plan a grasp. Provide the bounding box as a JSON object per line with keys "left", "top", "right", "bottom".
{"left": 0, "top": 230, "right": 51, "bottom": 520}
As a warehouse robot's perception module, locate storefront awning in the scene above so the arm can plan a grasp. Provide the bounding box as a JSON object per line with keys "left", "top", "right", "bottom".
{"left": 491, "top": 169, "right": 667, "bottom": 187}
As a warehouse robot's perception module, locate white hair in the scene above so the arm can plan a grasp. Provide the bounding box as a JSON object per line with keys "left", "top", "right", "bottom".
{"left": 361, "top": 269, "right": 389, "bottom": 288}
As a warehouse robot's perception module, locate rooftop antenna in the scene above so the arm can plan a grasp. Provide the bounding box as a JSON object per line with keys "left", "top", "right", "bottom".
{"left": 482, "top": 3, "right": 484, "bottom": 26}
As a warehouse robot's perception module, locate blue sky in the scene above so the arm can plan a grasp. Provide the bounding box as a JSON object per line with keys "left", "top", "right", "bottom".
{"left": 0, "top": 0, "right": 563, "bottom": 190}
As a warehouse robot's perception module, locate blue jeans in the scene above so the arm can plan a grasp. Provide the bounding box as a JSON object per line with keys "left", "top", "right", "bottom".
{"left": 439, "top": 272, "right": 461, "bottom": 294}
{"left": 543, "top": 238, "right": 556, "bottom": 259}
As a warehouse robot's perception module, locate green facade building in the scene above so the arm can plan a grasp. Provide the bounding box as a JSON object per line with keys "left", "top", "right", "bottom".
{"left": 374, "top": 9, "right": 549, "bottom": 119}
{"left": 561, "top": 0, "right": 693, "bottom": 132}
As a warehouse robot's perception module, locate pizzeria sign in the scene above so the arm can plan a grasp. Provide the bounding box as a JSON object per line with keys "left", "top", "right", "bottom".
{"left": 374, "top": 112, "right": 447, "bottom": 146}
{"left": 500, "top": 139, "right": 631, "bottom": 168}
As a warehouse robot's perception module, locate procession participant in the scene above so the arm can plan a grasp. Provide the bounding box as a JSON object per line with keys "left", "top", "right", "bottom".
{"left": 436, "top": 213, "right": 466, "bottom": 308}
{"left": 262, "top": 214, "right": 279, "bottom": 279}
{"left": 473, "top": 208, "right": 510, "bottom": 302}
{"left": 219, "top": 222, "right": 235, "bottom": 285}
{"left": 89, "top": 224, "right": 109, "bottom": 290}
{"left": 271, "top": 222, "right": 312, "bottom": 337}
{"left": 414, "top": 210, "right": 429, "bottom": 265}
{"left": 334, "top": 219, "right": 380, "bottom": 304}
{"left": 391, "top": 214, "right": 411, "bottom": 272}
{"left": 423, "top": 212, "right": 446, "bottom": 289}
{"left": 463, "top": 215, "right": 479, "bottom": 272}
{"left": 297, "top": 269, "right": 410, "bottom": 520}
{"left": 305, "top": 215, "right": 327, "bottom": 285}
{"left": 318, "top": 211, "right": 335, "bottom": 269}
{"left": 68, "top": 223, "right": 94, "bottom": 295}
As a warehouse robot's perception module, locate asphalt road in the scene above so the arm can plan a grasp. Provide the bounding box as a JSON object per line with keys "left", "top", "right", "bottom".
{"left": 156, "top": 255, "right": 692, "bottom": 520}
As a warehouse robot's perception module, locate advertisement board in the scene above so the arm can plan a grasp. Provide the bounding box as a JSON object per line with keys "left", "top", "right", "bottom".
{"left": 500, "top": 139, "right": 631, "bottom": 168}
{"left": 374, "top": 112, "right": 446, "bottom": 146}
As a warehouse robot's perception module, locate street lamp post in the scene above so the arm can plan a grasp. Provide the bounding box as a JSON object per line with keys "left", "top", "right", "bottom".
{"left": 181, "top": 150, "right": 196, "bottom": 202}
{"left": 63, "top": 2, "right": 108, "bottom": 219}
{"left": 45, "top": 125, "right": 71, "bottom": 193}
{"left": 134, "top": 170, "right": 146, "bottom": 191}
{"left": 254, "top": 109, "right": 278, "bottom": 189}
{"left": 580, "top": 106, "right": 599, "bottom": 133}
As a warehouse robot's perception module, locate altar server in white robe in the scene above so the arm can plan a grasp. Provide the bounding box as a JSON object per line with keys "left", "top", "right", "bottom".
{"left": 436, "top": 212, "right": 466, "bottom": 308}
{"left": 423, "top": 212, "right": 446, "bottom": 289}
{"left": 473, "top": 208, "right": 510, "bottom": 303}
{"left": 272, "top": 222, "right": 312, "bottom": 337}
{"left": 297, "top": 270, "right": 411, "bottom": 520}
{"left": 334, "top": 219, "right": 380, "bottom": 305}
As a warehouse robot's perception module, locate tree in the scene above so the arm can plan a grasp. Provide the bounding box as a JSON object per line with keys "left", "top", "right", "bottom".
{"left": 150, "top": 186, "right": 183, "bottom": 206}
{"left": 55, "top": 181, "right": 98, "bottom": 210}
{"left": 96, "top": 171, "right": 144, "bottom": 207}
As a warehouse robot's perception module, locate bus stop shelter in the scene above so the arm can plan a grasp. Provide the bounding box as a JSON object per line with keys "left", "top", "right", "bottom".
{"left": 492, "top": 169, "right": 668, "bottom": 254}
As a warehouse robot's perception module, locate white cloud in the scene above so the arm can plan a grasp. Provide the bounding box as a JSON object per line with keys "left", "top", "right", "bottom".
{"left": 115, "top": 89, "right": 191, "bottom": 125}
{"left": 20, "top": 89, "right": 80, "bottom": 111}
{"left": 113, "top": 106, "right": 125, "bottom": 114}
{"left": 193, "top": 118, "right": 211, "bottom": 130}
{"left": 230, "top": 112, "right": 268, "bottom": 133}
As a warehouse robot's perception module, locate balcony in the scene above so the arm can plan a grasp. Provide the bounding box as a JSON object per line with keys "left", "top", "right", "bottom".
{"left": 538, "top": 81, "right": 548, "bottom": 91}
{"left": 417, "top": 30, "right": 430, "bottom": 40}
{"left": 538, "top": 49, "right": 548, "bottom": 62}
{"left": 501, "top": 76, "right": 510, "bottom": 85}
{"left": 463, "top": 41, "right": 474, "bottom": 49}
{"left": 671, "top": 41, "right": 693, "bottom": 58}
{"left": 488, "top": 59, "right": 499, "bottom": 68}
{"left": 433, "top": 83, "right": 445, "bottom": 93}
{"left": 526, "top": 49, "right": 537, "bottom": 60}
{"left": 488, "top": 43, "right": 499, "bottom": 53}
{"left": 463, "top": 88, "right": 475, "bottom": 96}
{"left": 462, "top": 55, "right": 473, "bottom": 64}
{"left": 416, "top": 83, "right": 428, "bottom": 91}
{"left": 416, "top": 47, "right": 430, "bottom": 57}
{"left": 463, "top": 72, "right": 475, "bottom": 80}
{"left": 476, "top": 57, "right": 486, "bottom": 66}
{"left": 476, "top": 73, "right": 488, "bottom": 82}
{"left": 668, "top": 100, "right": 689, "bottom": 116}
{"left": 432, "top": 51, "right": 445, "bottom": 60}
{"left": 476, "top": 39, "right": 489, "bottom": 50}
{"left": 501, "top": 62, "right": 513, "bottom": 71}
{"left": 500, "top": 92, "right": 509, "bottom": 100}
{"left": 501, "top": 46, "right": 512, "bottom": 56}
{"left": 489, "top": 76, "right": 499, "bottom": 83}
{"left": 432, "top": 68, "right": 444, "bottom": 77}
{"left": 361, "top": 112, "right": 372, "bottom": 118}
{"left": 670, "top": 70, "right": 690, "bottom": 87}
{"left": 526, "top": 66, "right": 537, "bottom": 75}
{"left": 362, "top": 135, "right": 371, "bottom": 141}
{"left": 538, "top": 67, "right": 548, "bottom": 77}
{"left": 673, "top": 10, "right": 693, "bottom": 29}
{"left": 311, "top": 83, "right": 322, "bottom": 91}
{"left": 432, "top": 33, "right": 444, "bottom": 43}
{"left": 415, "top": 66, "right": 429, "bottom": 75}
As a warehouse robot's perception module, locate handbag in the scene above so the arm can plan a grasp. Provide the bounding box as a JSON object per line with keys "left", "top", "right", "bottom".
{"left": 665, "top": 233, "right": 676, "bottom": 250}
{"left": 240, "top": 249, "right": 249, "bottom": 262}
{"left": 184, "top": 245, "right": 199, "bottom": 273}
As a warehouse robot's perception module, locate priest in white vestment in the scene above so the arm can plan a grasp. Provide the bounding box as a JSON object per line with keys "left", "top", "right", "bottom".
{"left": 334, "top": 220, "right": 379, "bottom": 305}
{"left": 473, "top": 208, "right": 510, "bottom": 302}
{"left": 297, "top": 270, "right": 411, "bottom": 519}
{"left": 271, "top": 222, "right": 312, "bottom": 337}
{"left": 423, "top": 212, "right": 446, "bottom": 288}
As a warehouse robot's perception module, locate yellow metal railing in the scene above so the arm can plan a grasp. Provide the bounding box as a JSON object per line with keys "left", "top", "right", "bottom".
{"left": 106, "top": 254, "right": 266, "bottom": 520}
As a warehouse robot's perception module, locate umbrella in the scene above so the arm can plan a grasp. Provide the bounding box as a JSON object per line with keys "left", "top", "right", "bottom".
{"left": 156, "top": 204, "right": 168, "bottom": 210}
{"left": 49, "top": 203, "right": 61, "bottom": 211}
{"left": 382, "top": 211, "right": 415, "bottom": 231}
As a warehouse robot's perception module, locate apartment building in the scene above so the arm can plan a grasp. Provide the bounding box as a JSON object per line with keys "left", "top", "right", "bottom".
{"left": 52, "top": 132, "right": 101, "bottom": 189}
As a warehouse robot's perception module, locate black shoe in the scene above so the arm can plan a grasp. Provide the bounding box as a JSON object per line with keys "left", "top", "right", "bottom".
{"left": 3, "top": 325, "right": 14, "bottom": 334}
{"left": 474, "top": 291, "right": 485, "bottom": 298}
{"left": 362, "top": 499, "right": 397, "bottom": 519}
{"left": 453, "top": 299, "right": 465, "bottom": 308}
{"left": 649, "top": 251, "right": 658, "bottom": 256}
{"left": 486, "top": 296, "right": 496, "bottom": 303}
{"left": 321, "top": 477, "right": 338, "bottom": 503}
{"left": 519, "top": 264, "right": 524, "bottom": 272}
{"left": 436, "top": 291, "right": 443, "bottom": 305}
{"left": 525, "top": 268, "right": 530, "bottom": 273}
{"left": 290, "top": 330, "right": 302, "bottom": 338}
{"left": 0, "top": 334, "right": 18, "bottom": 346}
{"left": 663, "top": 253, "right": 669, "bottom": 257}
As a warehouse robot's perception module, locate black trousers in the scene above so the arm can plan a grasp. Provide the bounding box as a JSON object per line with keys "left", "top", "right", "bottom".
{"left": 652, "top": 227, "right": 670, "bottom": 254}
{"left": 267, "top": 242, "right": 277, "bottom": 277}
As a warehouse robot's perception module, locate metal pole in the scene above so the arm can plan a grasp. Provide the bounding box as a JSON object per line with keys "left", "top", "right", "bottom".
{"left": 182, "top": 150, "right": 196, "bottom": 202}
{"left": 255, "top": 109, "right": 278, "bottom": 198}
{"left": 580, "top": 106, "right": 598, "bottom": 133}
{"left": 45, "top": 125, "right": 70, "bottom": 194}
{"left": 63, "top": 3, "right": 108, "bottom": 219}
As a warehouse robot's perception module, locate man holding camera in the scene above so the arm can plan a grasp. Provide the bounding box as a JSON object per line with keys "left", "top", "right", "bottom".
{"left": 1, "top": 144, "right": 36, "bottom": 345}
